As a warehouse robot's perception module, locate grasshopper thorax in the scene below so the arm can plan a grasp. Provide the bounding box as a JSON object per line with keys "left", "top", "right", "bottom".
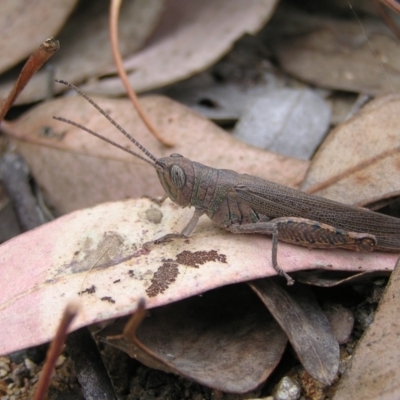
{"left": 156, "top": 154, "right": 195, "bottom": 208}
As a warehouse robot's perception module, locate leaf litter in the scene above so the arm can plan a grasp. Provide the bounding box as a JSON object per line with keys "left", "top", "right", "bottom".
{"left": 270, "top": 4, "right": 400, "bottom": 95}
{"left": 2, "top": 94, "right": 308, "bottom": 213}
{"left": 98, "top": 285, "right": 287, "bottom": 394}
{"left": 81, "top": 0, "right": 279, "bottom": 96}
{"left": 2, "top": 198, "right": 396, "bottom": 358}
{"left": 1, "top": 0, "right": 400, "bottom": 398}
{"left": 0, "top": 0, "right": 77, "bottom": 74}
{"left": 302, "top": 94, "right": 400, "bottom": 207}
{"left": 0, "top": 0, "right": 165, "bottom": 105}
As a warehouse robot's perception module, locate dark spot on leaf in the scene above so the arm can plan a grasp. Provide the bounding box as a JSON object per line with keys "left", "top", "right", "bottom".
{"left": 78, "top": 285, "right": 96, "bottom": 295}
{"left": 175, "top": 250, "right": 227, "bottom": 268}
{"left": 101, "top": 296, "right": 115, "bottom": 304}
{"left": 145, "top": 250, "right": 227, "bottom": 297}
{"left": 146, "top": 262, "right": 179, "bottom": 298}
{"left": 113, "top": 279, "right": 121, "bottom": 284}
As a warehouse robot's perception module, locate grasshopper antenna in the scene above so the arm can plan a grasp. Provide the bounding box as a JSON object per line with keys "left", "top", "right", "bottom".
{"left": 53, "top": 79, "right": 159, "bottom": 169}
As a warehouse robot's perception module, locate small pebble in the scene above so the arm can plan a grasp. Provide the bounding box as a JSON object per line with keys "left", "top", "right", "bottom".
{"left": 24, "top": 358, "right": 37, "bottom": 373}
{"left": 272, "top": 376, "right": 301, "bottom": 400}
{"left": 55, "top": 354, "right": 66, "bottom": 367}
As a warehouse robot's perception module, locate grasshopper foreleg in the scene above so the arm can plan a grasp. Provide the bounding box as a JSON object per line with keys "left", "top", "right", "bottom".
{"left": 144, "top": 208, "right": 205, "bottom": 248}
{"left": 229, "top": 217, "right": 377, "bottom": 285}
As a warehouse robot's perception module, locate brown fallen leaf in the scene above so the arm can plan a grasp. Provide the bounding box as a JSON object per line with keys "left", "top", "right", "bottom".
{"left": 301, "top": 94, "right": 400, "bottom": 206}
{"left": 2, "top": 94, "right": 308, "bottom": 213}
{"left": 81, "top": 0, "right": 279, "bottom": 96}
{"left": 250, "top": 279, "right": 339, "bottom": 385}
{"left": 99, "top": 285, "right": 287, "bottom": 393}
{"left": 322, "top": 302, "right": 354, "bottom": 345}
{"left": 0, "top": 198, "right": 398, "bottom": 356}
{"left": 0, "top": 0, "right": 165, "bottom": 105}
{"left": 273, "top": 11, "right": 400, "bottom": 95}
{"left": 0, "top": 0, "right": 76, "bottom": 75}
{"left": 332, "top": 259, "right": 400, "bottom": 400}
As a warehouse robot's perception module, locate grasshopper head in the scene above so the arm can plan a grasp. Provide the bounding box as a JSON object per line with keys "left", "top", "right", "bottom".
{"left": 156, "top": 154, "right": 194, "bottom": 207}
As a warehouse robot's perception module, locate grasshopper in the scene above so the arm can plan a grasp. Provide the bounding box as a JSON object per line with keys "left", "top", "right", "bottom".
{"left": 54, "top": 80, "right": 400, "bottom": 285}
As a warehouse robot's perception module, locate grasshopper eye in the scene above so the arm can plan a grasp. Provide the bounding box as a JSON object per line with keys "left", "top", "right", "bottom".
{"left": 170, "top": 165, "right": 186, "bottom": 189}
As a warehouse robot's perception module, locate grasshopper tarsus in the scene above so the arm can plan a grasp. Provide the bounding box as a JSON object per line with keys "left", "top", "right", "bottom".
{"left": 272, "top": 226, "right": 295, "bottom": 285}
{"left": 143, "top": 233, "right": 185, "bottom": 251}
{"left": 54, "top": 80, "right": 400, "bottom": 284}
{"left": 155, "top": 233, "right": 186, "bottom": 244}
{"left": 279, "top": 271, "right": 295, "bottom": 286}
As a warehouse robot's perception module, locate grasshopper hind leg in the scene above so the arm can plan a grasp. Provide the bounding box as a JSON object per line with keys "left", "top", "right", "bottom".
{"left": 229, "top": 220, "right": 295, "bottom": 285}
{"left": 271, "top": 225, "right": 295, "bottom": 285}
{"left": 229, "top": 216, "right": 377, "bottom": 285}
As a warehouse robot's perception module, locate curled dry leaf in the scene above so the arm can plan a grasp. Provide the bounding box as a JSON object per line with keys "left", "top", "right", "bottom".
{"left": 0, "top": 198, "right": 398, "bottom": 355}
{"left": 294, "top": 270, "right": 391, "bottom": 287}
{"left": 301, "top": 95, "right": 400, "bottom": 206}
{"left": 250, "top": 279, "right": 339, "bottom": 385}
{"left": 0, "top": 0, "right": 77, "bottom": 74}
{"left": 0, "top": 0, "right": 165, "bottom": 105}
{"left": 99, "top": 285, "right": 287, "bottom": 393}
{"left": 81, "top": 0, "right": 279, "bottom": 96}
{"left": 274, "top": 14, "right": 400, "bottom": 95}
{"left": 332, "top": 259, "right": 400, "bottom": 400}
{"left": 2, "top": 94, "right": 308, "bottom": 213}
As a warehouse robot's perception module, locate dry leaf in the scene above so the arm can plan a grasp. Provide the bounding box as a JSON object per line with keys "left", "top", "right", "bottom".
{"left": 0, "top": 186, "right": 20, "bottom": 242}
{"left": 99, "top": 285, "right": 287, "bottom": 393}
{"left": 322, "top": 303, "right": 354, "bottom": 345}
{"left": 274, "top": 14, "right": 400, "bottom": 95}
{"left": 233, "top": 88, "right": 331, "bottom": 160}
{"left": 0, "top": 0, "right": 165, "bottom": 105}
{"left": 0, "top": 198, "right": 398, "bottom": 355}
{"left": 2, "top": 94, "right": 308, "bottom": 213}
{"left": 332, "top": 259, "right": 400, "bottom": 400}
{"left": 161, "top": 74, "right": 274, "bottom": 122}
{"left": 0, "top": 0, "right": 77, "bottom": 75}
{"left": 250, "top": 279, "right": 339, "bottom": 385}
{"left": 294, "top": 270, "right": 390, "bottom": 288}
{"left": 81, "top": 0, "right": 279, "bottom": 96}
{"left": 301, "top": 94, "right": 400, "bottom": 206}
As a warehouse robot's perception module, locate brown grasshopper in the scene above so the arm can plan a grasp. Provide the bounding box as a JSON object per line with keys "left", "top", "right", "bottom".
{"left": 54, "top": 80, "right": 400, "bottom": 285}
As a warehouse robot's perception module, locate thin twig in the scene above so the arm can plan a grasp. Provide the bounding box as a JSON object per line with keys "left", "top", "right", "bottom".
{"left": 0, "top": 38, "right": 59, "bottom": 122}
{"left": 32, "top": 303, "right": 79, "bottom": 400}
{"left": 109, "top": 0, "right": 173, "bottom": 147}
{"left": 122, "top": 298, "right": 147, "bottom": 342}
